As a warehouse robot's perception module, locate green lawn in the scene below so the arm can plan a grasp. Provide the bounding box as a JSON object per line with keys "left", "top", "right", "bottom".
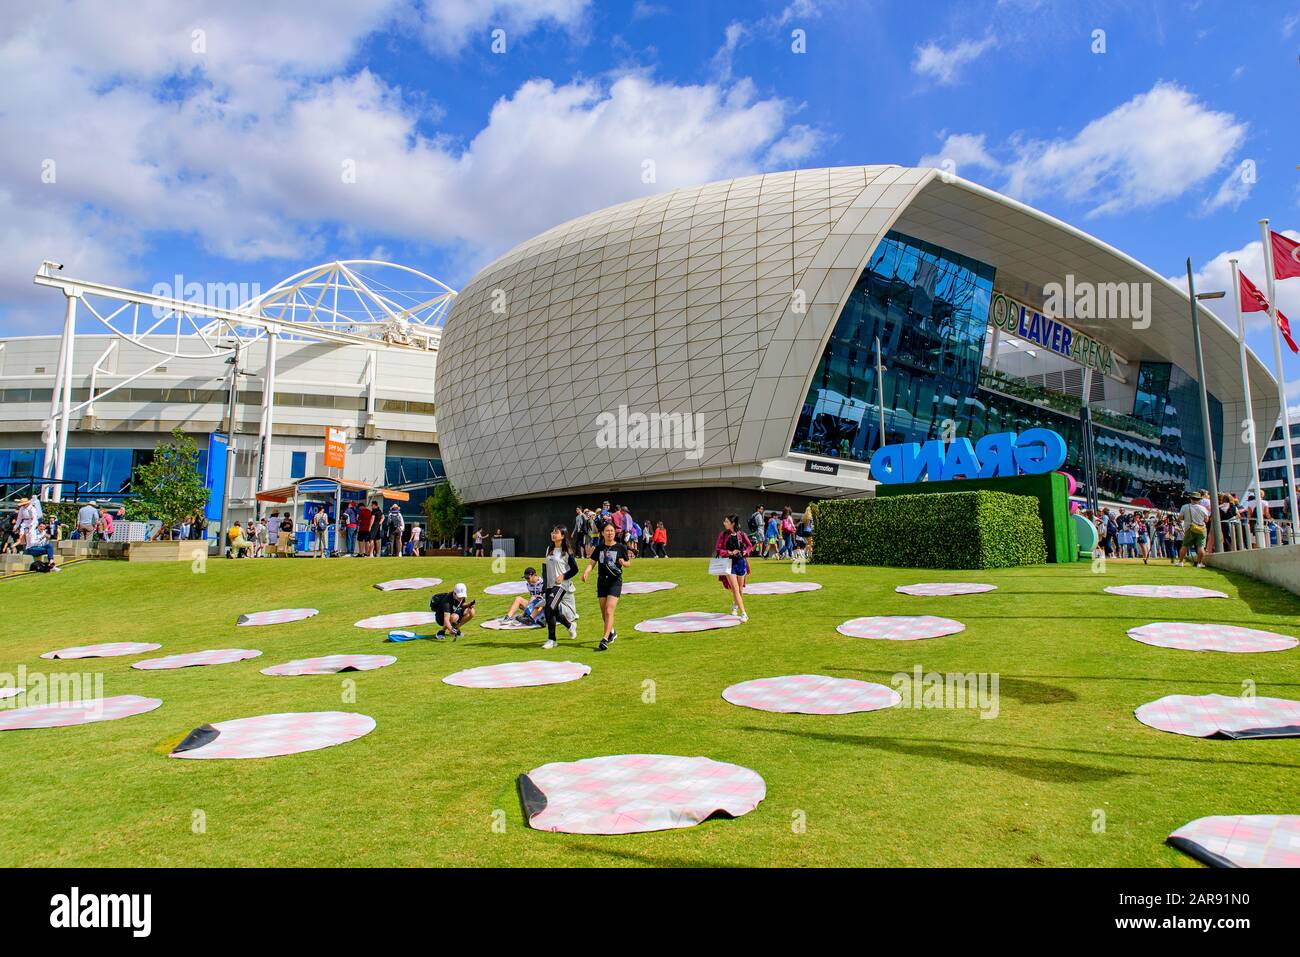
{"left": 0, "top": 553, "right": 1297, "bottom": 867}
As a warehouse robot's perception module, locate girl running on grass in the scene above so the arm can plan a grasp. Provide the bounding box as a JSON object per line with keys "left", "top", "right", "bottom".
{"left": 715, "top": 514, "right": 752, "bottom": 622}
{"left": 583, "top": 521, "right": 631, "bottom": 651}
{"left": 540, "top": 525, "right": 579, "bottom": 649}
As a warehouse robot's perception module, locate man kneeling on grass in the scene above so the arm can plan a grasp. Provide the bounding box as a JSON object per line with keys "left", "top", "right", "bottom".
{"left": 430, "top": 583, "right": 474, "bottom": 640}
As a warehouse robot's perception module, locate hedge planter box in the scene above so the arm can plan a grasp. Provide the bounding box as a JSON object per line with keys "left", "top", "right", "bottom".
{"left": 126, "top": 540, "right": 210, "bottom": 563}
{"left": 813, "top": 490, "right": 1047, "bottom": 569}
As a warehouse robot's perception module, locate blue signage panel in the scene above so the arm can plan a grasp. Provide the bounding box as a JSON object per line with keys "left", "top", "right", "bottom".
{"left": 204, "top": 433, "right": 227, "bottom": 523}
{"left": 871, "top": 429, "right": 1067, "bottom": 485}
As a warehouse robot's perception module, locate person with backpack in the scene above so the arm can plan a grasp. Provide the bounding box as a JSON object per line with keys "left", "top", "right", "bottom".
{"left": 429, "top": 583, "right": 474, "bottom": 640}
{"left": 343, "top": 501, "right": 359, "bottom": 556}
{"left": 384, "top": 505, "right": 404, "bottom": 557}
{"left": 749, "top": 505, "right": 765, "bottom": 548}
{"left": 312, "top": 505, "right": 330, "bottom": 558}
{"left": 1177, "top": 492, "right": 1210, "bottom": 568}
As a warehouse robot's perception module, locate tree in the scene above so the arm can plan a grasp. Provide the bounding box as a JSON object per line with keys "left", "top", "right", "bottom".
{"left": 125, "top": 429, "right": 210, "bottom": 539}
{"left": 422, "top": 480, "right": 465, "bottom": 547}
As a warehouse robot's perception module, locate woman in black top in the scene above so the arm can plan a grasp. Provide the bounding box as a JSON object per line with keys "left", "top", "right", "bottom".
{"left": 583, "top": 521, "right": 630, "bottom": 651}
{"left": 540, "top": 525, "right": 579, "bottom": 649}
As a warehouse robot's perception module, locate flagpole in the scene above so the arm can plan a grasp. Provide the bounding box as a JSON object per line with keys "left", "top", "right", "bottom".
{"left": 1230, "top": 258, "right": 1267, "bottom": 547}
{"left": 1260, "top": 218, "right": 1300, "bottom": 542}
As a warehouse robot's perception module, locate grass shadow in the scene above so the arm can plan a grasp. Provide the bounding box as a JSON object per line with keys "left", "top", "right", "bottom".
{"left": 747, "top": 726, "right": 1126, "bottom": 783}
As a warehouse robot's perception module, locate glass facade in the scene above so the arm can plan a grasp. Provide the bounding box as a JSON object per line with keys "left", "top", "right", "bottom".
{"left": 791, "top": 231, "right": 994, "bottom": 461}
{"left": 791, "top": 230, "right": 1225, "bottom": 508}
{"left": 0, "top": 446, "right": 207, "bottom": 498}
{"left": 384, "top": 455, "right": 446, "bottom": 515}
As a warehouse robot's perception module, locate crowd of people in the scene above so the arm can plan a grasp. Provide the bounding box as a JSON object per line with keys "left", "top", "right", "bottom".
{"left": 223, "top": 501, "right": 427, "bottom": 559}
{"left": 1084, "top": 488, "right": 1291, "bottom": 569}
{"left": 472, "top": 504, "right": 814, "bottom": 653}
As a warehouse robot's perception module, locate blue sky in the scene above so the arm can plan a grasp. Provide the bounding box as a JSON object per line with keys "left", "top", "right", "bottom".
{"left": 2, "top": 0, "right": 1299, "bottom": 395}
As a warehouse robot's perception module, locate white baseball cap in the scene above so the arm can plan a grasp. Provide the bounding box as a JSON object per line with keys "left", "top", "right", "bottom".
{"left": 453, "top": 583, "right": 468, "bottom": 598}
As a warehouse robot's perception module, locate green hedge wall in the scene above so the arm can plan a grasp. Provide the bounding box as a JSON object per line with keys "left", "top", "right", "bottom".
{"left": 812, "top": 490, "right": 1047, "bottom": 569}
{"left": 877, "top": 471, "right": 1075, "bottom": 563}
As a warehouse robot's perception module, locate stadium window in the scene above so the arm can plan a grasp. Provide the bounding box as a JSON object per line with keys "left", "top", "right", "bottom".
{"left": 290, "top": 451, "right": 307, "bottom": 478}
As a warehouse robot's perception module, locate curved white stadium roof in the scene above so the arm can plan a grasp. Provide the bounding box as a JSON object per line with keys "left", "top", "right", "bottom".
{"left": 435, "top": 165, "right": 1276, "bottom": 503}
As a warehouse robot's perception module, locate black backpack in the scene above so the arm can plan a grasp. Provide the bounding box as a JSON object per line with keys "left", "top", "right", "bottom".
{"left": 29, "top": 557, "right": 53, "bottom": 573}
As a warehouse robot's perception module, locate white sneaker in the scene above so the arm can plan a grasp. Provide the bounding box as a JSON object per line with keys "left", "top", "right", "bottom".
{"left": 739, "top": 613, "right": 748, "bottom": 623}
{"left": 567, "top": 622, "right": 577, "bottom": 640}
{"left": 731, "top": 604, "right": 739, "bottom": 616}
{"left": 542, "top": 639, "right": 557, "bottom": 649}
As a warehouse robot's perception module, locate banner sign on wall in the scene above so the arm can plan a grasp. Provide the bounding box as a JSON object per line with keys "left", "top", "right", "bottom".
{"left": 870, "top": 428, "right": 1068, "bottom": 485}
{"left": 324, "top": 427, "right": 347, "bottom": 470}
{"left": 989, "top": 291, "right": 1114, "bottom": 375}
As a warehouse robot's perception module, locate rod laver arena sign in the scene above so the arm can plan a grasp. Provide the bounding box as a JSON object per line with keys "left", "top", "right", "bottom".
{"left": 870, "top": 428, "right": 1068, "bottom": 484}
{"left": 989, "top": 291, "right": 1114, "bottom": 375}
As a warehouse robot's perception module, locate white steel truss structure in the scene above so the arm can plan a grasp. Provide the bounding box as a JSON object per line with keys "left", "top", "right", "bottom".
{"left": 31, "top": 259, "right": 454, "bottom": 500}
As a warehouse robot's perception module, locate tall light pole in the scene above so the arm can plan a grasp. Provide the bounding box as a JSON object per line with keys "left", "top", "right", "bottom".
{"left": 218, "top": 340, "right": 243, "bottom": 548}
{"left": 874, "top": 336, "right": 888, "bottom": 448}
{"left": 1186, "top": 258, "right": 1226, "bottom": 552}
{"left": 1229, "top": 258, "right": 1268, "bottom": 547}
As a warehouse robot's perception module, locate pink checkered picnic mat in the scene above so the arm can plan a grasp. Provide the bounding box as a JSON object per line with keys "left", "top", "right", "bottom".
{"left": 836, "top": 616, "right": 966, "bottom": 641}
{"left": 261, "top": 654, "right": 396, "bottom": 676}
{"left": 169, "top": 711, "right": 375, "bottom": 759}
{"left": 373, "top": 577, "right": 443, "bottom": 591}
{"left": 41, "top": 642, "right": 161, "bottom": 660}
{"left": 1128, "top": 622, "right": 1298, "bottom": 653}
{"left": 1135, "top": 693, "right": 1300, "bottom": 738}
{"left": 484, "top": 581, "right": 530, "bottom": 595}
{"left": 353, "top": 611, "right": 440, "bottom": 629}
{"left": 634, "top": 611, "right": 743, "bottom": 633}
{"left": 479, "top": 618, "right": 542, "bottom": 630}
{"left": 1168, "top": 815, "right": 1300, "bottom": 868}
{"left": 620, "top": 581, "right": 678, "bottom": 594}
{"left": 895, "top": 582, "right": 996, "bottom": 597}
{"left": 133, "top": 649, "right": 262, "bottom": 671}
{"left": 723, "top": 675, "right": 901, "bottom": 714}
{"left": 521, "top": 754, "right": 766, "bottom": 834}
{"left": 443, "top": 660, "right": 591, "bottom": 688}
{"left": 236, "top": 608, "right": 319, "bottom": 627}
{"left": 1104, "top": 584, "right": 1228, "bottom": 599}
{"left": 743, "top": 581, "right": 823, "bottom": 595}
{"left": 0, "top": 694, "right": 162, "bottom": 731}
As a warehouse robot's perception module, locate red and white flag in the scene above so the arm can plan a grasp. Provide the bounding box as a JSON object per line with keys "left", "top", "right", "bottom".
{"left": 1271, "top": 230, "right": 1300, "bottom": 281}
{"left": 1240, "top": 271, "right": 1298, "bottom": 353}
{"left": 1279, "top": 310, "right": 1299, "bottom": 354}
{"left": 1240, "top": 271, "right": 1270, "bottom": 312}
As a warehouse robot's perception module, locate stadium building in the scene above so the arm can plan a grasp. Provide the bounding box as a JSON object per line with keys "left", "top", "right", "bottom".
{"left": 435, "top": 165, "right": 1279, "bottom": 555}
{"left": 1, "top": 262, "right": 451, "bottom": 528}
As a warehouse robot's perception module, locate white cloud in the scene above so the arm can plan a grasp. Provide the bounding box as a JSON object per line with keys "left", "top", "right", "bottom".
{"left": 918, "top": 132, "right": 1002, "bottom": 177}
{"left": 997, "top": 82, "right": 1247, "bottom": 217}
{"left": 1201, "top": 159, "right": 1257, "bottom": 214}
{"left": 0, "top": 4, "right": 821, "bottom": 333}
{"left": 912, "top": 35, "right": 997, "bottom": 86}
{"left": 412, "top": 0, "right": 590, "bottom": 55}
